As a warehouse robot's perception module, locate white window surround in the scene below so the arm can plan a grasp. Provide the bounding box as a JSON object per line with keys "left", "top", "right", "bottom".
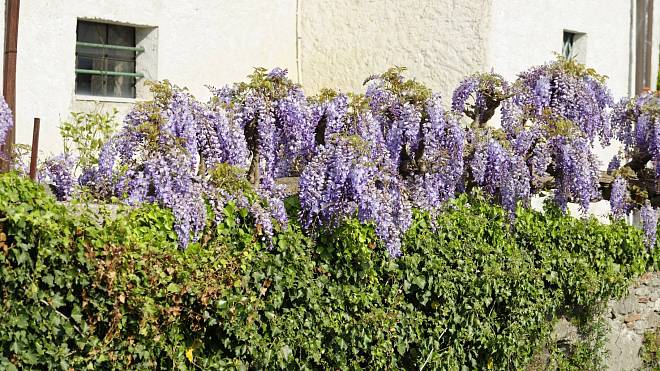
{"left": 74, "top": 18, "right": 158, "bottom": 103}
{"left": 562, "top": 30, "right": 587, "bottom": 63}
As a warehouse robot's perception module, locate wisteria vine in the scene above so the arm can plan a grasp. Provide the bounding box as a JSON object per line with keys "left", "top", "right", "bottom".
{"left": 6, "top": 59, "right": 660, "bottom": 255}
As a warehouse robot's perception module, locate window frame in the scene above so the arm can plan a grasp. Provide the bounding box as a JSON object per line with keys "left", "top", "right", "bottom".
{"left": 75, "top": 20, "right": 144, "bottom": 99}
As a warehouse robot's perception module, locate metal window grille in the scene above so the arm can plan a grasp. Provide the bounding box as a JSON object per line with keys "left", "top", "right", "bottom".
{"left": 75, "top": 20, "right": 143, "bottom": 98}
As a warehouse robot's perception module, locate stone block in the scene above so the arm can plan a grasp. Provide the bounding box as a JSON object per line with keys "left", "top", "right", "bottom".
{"left": 605, "top": 321, "right": 643, "bottom": 371}
{"left": 614, "top": 297, "right": 640, "bottom": 315}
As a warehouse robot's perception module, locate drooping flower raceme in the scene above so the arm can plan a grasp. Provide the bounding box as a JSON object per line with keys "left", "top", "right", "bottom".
{"left": 611, "top": 93, "right": 660, "bottom": 179}
{"left": 299, "top": 133, "right": 411, "bottom": 257}
{"left": 407, "top": 95, "right": 465, "bottom": 213}
{"left": 0, "top": 96, "right": 13, "bottom": 159}
{"left": 609, "top": 176, "right": 629, "bottom": 219}
{"left": 215, "top": 67, "right": 316, "bottom": 188}
{"left": 40, "top": 154, "right": 76, "bottom": 201}
{"left": 92, "top": 82, "right": 285, "bottom": 249}
{"left": 641, "top": 202, "right": 657, "bottom": 249}
{"left": 470, "top": 138, "right": 531, "bottom": 217}
{"left": 551, "top": 136, "right": 601, "bottom": 213}
{"left": 506, "top": 60, "right": 613, "bottom": 144}
{"left": 364, "top": 70, "right": 466, "bottom": 217}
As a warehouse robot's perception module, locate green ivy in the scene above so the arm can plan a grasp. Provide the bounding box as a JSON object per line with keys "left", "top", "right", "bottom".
{"left": 0, "top": 172, "right": 651, "bottom": 370}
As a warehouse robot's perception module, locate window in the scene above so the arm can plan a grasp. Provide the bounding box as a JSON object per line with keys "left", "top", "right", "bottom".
{"left": 562, "top": 30, "right": 587, "bottom": 63}
{"left": 75, "top": 20, "right": 144, "bottom": 98}
{"left": 562, "top": 31, "right": 575, "bottom": 59}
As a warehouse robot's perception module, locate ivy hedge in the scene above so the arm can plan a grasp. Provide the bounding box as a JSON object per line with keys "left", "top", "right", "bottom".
{"left": 0, "top": 172, "right": 654, "bottom": 370}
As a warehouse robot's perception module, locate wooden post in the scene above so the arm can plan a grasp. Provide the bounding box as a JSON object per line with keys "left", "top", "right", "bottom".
{"left": 635, "top": 0, "right": 655, "bottom": 93}
{"left": 29, "top": 118, "right": 39, "bottom": 180}
{"left": 0, "top": 0, "right": 19, "bottom": 172}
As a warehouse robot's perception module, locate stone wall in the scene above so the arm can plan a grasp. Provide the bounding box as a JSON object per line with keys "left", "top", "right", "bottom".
{"left": 604, "top": 272, "right": 660, "bottom": 370}
{"left": 553, "top": 272, "right": 660, "bottom": 370}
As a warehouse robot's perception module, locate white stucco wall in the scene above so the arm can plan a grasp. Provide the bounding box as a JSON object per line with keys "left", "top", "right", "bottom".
{"left": 487, "top": 0, "right": 640, "bottom": 167}
{"left": 5, "top": 0, "right": 660, "bottom": 164}
{"left": 487, "top": 0, "right": 660, "bottom": 221}
{"left": 8, "top": 0, "right": 297, "bottom": 154}
{"left": 487, "top": 0, "right": 650, "bottom": 99}
{"left": 299, "top": 0, "right": 493, "bottom": 98}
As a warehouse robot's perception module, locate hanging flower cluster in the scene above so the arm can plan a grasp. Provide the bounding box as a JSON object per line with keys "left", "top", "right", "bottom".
{"left": 455, "top": 59, "right": 613, "bottom": 215}
{"left": 91, "top": 80, "right": 286, "bottom": 248}
{"left": 363, "top": 68, "right": 465, "bottom": 214}
{"left": 299, "top": 132, "right": 411, "bottom": 257}
{"left": 607, "top": 91, "right": 660, "bottom": 249}
{"left": 0, "top": 96, "right": 13, "bottom": 159}
{"left": 212, "top": 67, "right": 316, "bottom": 187}
{"left": 40, "top": 154, "right": 76, "bottom": 201}
{"left": 10, "top": 58, "right": 660, "bottom": 254}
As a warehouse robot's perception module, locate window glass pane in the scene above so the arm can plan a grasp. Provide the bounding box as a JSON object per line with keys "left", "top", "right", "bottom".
{"left": 77, "top": 20, "right": 106, "bottom": 44}
{"left": 77, "top": 45, "right": 104, "bottom": 57}
{"left": 106, "top": 48, "right": 135, "bottom": 61}
{"left": 106, "top": 59, "right": 134, "bottom": 72}
{"left": 107, "top": 24, "right": 134, "bottom": 47}
{"left": 75, "top": 74, "right": 92, "bottom": 95}
{"left": 75, "top": 20, "right": 137, "bottom": 98}
{"left": 107, "top": 76, "right": 135, "bottom": 98}
{"left": 90, "top": 75, "right": 107, "bottom": 96}
{"left": 562, "top": 32, "right": 575, "bottom": 59}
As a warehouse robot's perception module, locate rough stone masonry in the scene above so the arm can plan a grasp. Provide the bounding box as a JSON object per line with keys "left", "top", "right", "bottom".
{"left": 553, "top": 272, "right": 660, "bottom": 370}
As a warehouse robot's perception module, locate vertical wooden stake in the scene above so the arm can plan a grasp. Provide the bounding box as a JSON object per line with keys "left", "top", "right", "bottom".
{"left": 0, "top": 0, "right": 19, "bottom": 171}
{"left": 29, "top": 118, "right": 39, "bottom": 180}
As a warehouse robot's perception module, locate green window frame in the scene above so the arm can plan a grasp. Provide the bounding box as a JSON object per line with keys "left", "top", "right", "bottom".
{"left": 75, "top": 20, "right": 144, "bottom": 98}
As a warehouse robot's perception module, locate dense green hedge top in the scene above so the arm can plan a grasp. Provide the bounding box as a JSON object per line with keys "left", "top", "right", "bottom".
{"left": 0, "top": 172, "right": 654, "bottom": 370}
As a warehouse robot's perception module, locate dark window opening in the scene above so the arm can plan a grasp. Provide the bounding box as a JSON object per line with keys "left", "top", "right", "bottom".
{"left": 75, "top": 20, "right": 139, "bottom": 98}
{"left": 562, "top": 31, "right": 575, "bottom": 59}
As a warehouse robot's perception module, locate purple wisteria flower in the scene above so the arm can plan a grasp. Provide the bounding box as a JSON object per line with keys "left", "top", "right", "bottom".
{"left": 612, "top": 93, "right": 660, "bottom": 180}
{"left": 641, "top": 202, "right": 657, "bottom": 249}
{"left": 609, "top": 176, "right": 629, "bottom": 219}
{"left": 470, "top": 138, "right": 531, "bottom": 217}
{"left": 40, "top": 154, "right": 76, "bottom": 201}
{"left": 0, "top": 96, "right": 13, "bottom": 159}
{"left": 607, "top": 155, "right": 621, "bottom": 174}
{"left": 299, "top": 134, "right": 411, "bottom": 257}
{"left": 506, "top": 60, "right": 613, "bottom": 145}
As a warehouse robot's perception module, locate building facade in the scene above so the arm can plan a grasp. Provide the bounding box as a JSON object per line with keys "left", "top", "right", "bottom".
{"left": 3, "top": 0, "right": 298, "bottom": 153}
{"left": 2, "top": 0, "right": 659, "bottom": 155}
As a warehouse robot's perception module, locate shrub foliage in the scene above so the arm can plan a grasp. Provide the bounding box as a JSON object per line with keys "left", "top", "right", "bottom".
{"left": 0, "top": 173, "right": 651, "bottom": 370}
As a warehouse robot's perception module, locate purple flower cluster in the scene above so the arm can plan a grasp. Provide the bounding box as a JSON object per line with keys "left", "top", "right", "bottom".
{"left": 452, "top": 72, "right": 508, "bottom": 123}
{"left": 40, "top": 154, "right": 76, "bottom": 201}
{"left": 0, "top": 96, "right": 13, "bottom": 159}
{"left": 300, "top": 134, "right": 411, "bottom": 257}
{"left": 610, "top": 176, "right": 629, "bottom": 219}
{"left": 506, "top": 61, "right": 613, "bottom": 144}
{"left": 217, "top": 68, "right": 316, "bottom": 188}
{"left": 454, "top": 61, "right": 610, "bottom": 218}
{"left": 470, "top": 138, "right": 531, "bottom": 216}
{"left": 641, "top": 202, "right": 657, "bottom": 249}
{"left": 91, "top": 81, "right": 287, "bottom": 249}
{"left": 407, "top": 96, "right": 465, "bottom": 212}
{"left": 551, "top": 136, "right": 600, "bottom": 213}
{"left": 611, "top": 93, "right": 660, "bottom": 179}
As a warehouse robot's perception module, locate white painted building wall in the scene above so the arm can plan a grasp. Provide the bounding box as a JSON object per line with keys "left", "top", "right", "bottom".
{"left": 300, "top": 0, "right": 656, "bottom": 100}
{"left": 487, "top": 0, "right": 659, "bottom": 99}
{"left": 299, "top": 0, "right": 492, "bottom": 97}
{"left": 3, "top": 0, "right": 658, "bottom": 164}
{"left": 5, "top": 0, "right": 298, "bottom": 153}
